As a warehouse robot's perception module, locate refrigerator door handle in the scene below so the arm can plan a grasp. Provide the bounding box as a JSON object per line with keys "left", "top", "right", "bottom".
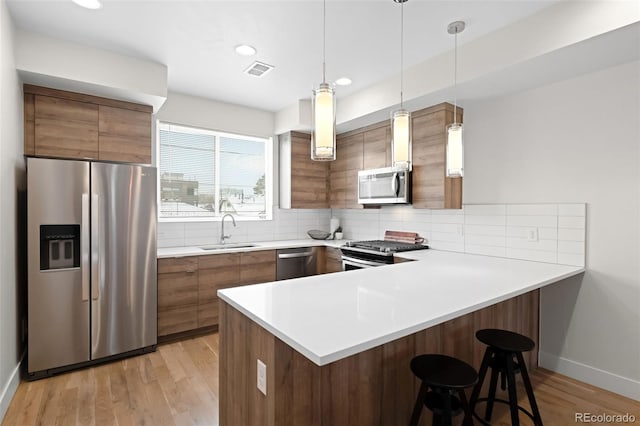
{"left": 81, "top": 193, "right": 90, "bottom": 302}
{"left": 91, "top": 194, "right": 100, "bottom": 301}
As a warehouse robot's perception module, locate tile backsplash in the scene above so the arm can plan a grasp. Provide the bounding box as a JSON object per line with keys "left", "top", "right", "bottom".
{"left": 332, "top": 203, "right": 586, "bottom": 267}
{"left": 158, "top": 203, "right": 586, "bottom": 268}
{"left": 157, "top": 208, "right": 331, "bottom": 248}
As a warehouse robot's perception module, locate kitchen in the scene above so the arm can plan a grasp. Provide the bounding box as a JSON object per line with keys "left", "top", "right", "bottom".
{"left": 0, "top": 0, "right": 639, "bottom": 425}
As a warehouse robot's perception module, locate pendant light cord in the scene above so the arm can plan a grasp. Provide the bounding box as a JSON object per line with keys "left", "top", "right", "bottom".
{"left": 453, "top": 30, "right": 457, "bottom": 124}
{"left": 400, "top": 1, "right": 404, "bottom": 108}
{"left": 322, "top": 0, "right": 326, "bottom": 84}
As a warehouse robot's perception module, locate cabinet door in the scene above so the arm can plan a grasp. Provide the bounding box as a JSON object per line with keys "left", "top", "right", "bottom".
{"left": 411, "top": 105, "right": 462, "bottom": 209}
{"left": 157, "top": 257, "right": 198, "bottom": 336}
{"left": 363, "top": 126, "right": 389, "bottom": 170}
{"left": 240, "top": 250, "right": 276, "bottom": 285}
{"left": 331, "top": 133, "right": 364, "bottom": 209}
{"left": 99, "top": 105, "right": 152, "bottom": 164}
{"left": 34, "top": 95, "right": 98, "bottom": 159}
{"left": 324, "top": 247, "right": 343, "bottom": 273}
{"left": 290, "top": 132, "right": 329, "bottom": 208}
{"left": 198, "top": 254, "right": 240, "bottom": 328}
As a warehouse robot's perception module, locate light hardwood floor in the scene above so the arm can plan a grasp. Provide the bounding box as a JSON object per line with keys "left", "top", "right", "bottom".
{"left": 3, "top": 333, "right": 638, "bottom": 425}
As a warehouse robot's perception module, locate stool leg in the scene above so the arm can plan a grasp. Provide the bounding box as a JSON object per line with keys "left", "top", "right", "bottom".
{"left": 484, "top": 365, "right": 500, "bottom": 421}
{"left": 516, "top": 352, "right": 543, "bottom": 426}
{"left": 409, "top": 382, "right": 428, "bottom": 426}
{"left": 458, "top": 389, "right": 473, "bottom": 426}
{"left": 441, "top": 390, "right": 453, "bottom": 426}
{"left": 469, "top": 348, "right": 492, "bottom": 411}
{"left": 505, "top": 353, "right": 521, "bottom": 426}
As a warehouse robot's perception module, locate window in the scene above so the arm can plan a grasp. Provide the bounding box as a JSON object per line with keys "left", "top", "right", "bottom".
{"left": 158, "top": 122, "right": 272, "bottom": 220}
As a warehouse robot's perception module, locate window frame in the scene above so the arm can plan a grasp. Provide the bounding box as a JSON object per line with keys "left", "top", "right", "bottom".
{"left": 156, "top": 120, "right": 273, "bottom": 222}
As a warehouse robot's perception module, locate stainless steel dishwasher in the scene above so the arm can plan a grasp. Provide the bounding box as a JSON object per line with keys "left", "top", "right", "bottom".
{"left": 276, "top": 247, "right": 318, "bottom": 280}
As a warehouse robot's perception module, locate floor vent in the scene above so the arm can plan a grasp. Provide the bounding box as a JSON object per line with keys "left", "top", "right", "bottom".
{"left": 244, "top": 61, "right": 275, "bottom": 78}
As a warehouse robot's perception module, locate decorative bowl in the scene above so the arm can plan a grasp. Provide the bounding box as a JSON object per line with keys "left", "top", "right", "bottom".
{"left": 307, "top": 229, "right": 331, "bottom": 240}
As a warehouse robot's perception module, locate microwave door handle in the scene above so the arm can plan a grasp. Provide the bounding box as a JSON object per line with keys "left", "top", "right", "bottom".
{"left": 392, "top": 172, "right": 400, "bottom": 196}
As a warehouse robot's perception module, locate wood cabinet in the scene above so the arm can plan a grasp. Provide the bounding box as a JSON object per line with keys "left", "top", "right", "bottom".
{"left": 197, "top": 253, "right": 240, "bottom": 328}
{"left": 157, "top": 257, "right": 199, "bottom": 336}
{"left": 363, "top": 125, "right": 390, "bottom": 170}
{"left": 239, "top": 250, "right": 276, "bottom": 285}
{"left": 323, "top": 247, "right": 343, "bottom": 273}
{"left": 158, "top": 250, "right": 277, "bottom": 337}
{"left": 411, "top": 103, "right": 463, "bottom": 209}
{"left": 330, "top": 133, "right": 363, "bottom": 209}
{"left": 23, "top": 85, "right": 152, "bottom": 164}
{"left": 279, "top": 132, "right": 329, "bottom": 209}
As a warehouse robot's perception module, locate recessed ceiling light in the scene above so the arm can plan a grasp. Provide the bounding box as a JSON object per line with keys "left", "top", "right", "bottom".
{"left": 71, "top": 0, "right": 102, "bottom": 9}
{"left": 235, "top": 45, "right": 257, "bottom": 56}
{"left": 335, "top": 77, "right": 352, "bottom": 86}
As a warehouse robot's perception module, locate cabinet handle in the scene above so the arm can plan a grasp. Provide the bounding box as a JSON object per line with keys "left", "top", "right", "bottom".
{"left": 185, "top": 269, "right": 196, "bottom": 274}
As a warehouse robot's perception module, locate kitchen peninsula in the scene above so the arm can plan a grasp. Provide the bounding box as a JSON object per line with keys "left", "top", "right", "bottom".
{"left": 218, "top": 250, "right": 584, "bottom": 425}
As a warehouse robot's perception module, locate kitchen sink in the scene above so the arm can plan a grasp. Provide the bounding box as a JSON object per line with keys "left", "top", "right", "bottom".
{"left": 199, "top": 243, "right": 258, "bottom": 251}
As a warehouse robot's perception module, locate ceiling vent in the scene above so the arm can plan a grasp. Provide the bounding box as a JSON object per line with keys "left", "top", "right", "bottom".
{"left": 244, "top": 61, "right": 274, "bottom": 78}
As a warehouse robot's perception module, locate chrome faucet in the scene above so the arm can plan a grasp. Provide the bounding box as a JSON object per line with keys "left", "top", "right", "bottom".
{"left": 220, "top": 213, "right": 236, "bottom": 244}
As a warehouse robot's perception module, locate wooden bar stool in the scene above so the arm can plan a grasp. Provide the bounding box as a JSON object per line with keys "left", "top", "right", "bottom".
{"left": 409, "top": 354, "right": 478, "bottom": 426}
{"left": 469, "top": 329, "right": 543, "bottom": 426}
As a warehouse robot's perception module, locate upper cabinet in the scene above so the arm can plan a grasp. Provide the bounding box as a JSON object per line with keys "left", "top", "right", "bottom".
{"left": 23, "top": 85, "right": 152, "bottom": 164}
{"left": 411, "top": 103, "right": 463, "bottom": 209}
{"left": 279, "top": 131, "right": 329, "bottom": 209}
{"left": 330, "top": 132, "right": 363, "bottom": 209}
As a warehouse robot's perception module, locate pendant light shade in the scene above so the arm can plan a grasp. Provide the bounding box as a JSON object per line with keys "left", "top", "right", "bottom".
{"left": 446, "top": 20, "right": 465, "bottom": 177}
{"left": 311, "top": 83, "right": 336, "bottom": 161}
{"left": 311, "top": 0, "right": 336, "bottom": 161}
{"left": 391, "top": 109, "right": 411, "bottom": 169}
{"left": 391, "top": 0, "right": 411, "bottom": 171}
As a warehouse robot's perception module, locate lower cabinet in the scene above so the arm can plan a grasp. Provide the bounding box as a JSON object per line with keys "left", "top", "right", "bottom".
{"left": 324, "top": 247, "right": 344, "bottom": 274}
{"left": 158, "top": 250, "right": 276, "bottom": 337}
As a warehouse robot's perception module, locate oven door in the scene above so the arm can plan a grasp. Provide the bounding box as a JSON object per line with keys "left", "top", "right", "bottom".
{"left": 340, "top": 248, "right": 393, "bottom": 271}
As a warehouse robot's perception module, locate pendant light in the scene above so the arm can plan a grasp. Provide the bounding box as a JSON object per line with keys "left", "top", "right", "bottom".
{"left": 446, "top": 21, "right": 465, "bottom": 177}
{"left": 311, "top": 0, "right": 336, "bottom": 161}
{"left": 391, "top": 0, "right": 411, "bottom": 171}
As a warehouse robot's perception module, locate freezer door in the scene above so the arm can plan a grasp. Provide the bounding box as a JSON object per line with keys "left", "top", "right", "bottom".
{"left": 27, "top": 158, "right": 90, "bottom": 373}
{"left": 91, "top": 162, "right": 157, "bottom": 359}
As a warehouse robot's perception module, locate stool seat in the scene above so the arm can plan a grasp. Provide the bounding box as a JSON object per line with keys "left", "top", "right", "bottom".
{"left": 409, "top": 354, "right": 477, "bottom": 426}
{"left": 476, "top": 328, "right": 535, "bottom": 353}
{"left": 411, "top": 354, "right": 478, "bottom": 389}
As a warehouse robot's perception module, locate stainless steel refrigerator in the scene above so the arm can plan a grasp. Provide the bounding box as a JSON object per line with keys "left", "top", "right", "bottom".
{"left": 27, "top": 157, "right": 157, "bottom": 377}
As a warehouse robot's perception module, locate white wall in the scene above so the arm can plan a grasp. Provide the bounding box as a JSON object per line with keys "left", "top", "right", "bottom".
{"left": 464, "top": 61, "right": 640, "bottom": 399}
{"left": 0, "top": 0, "right": 25, "bottom": 420}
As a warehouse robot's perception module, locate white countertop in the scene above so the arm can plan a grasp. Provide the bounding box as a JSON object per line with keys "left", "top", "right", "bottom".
{"left": 157, "top": 239, "right": 346, "bottom": 258}
{"left": 218, "top": 250, "right": 584, "bottom": 366}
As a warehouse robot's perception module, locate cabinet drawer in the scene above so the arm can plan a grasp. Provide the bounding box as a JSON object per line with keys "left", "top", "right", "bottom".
{"left": 198, "top": 253, "right": 240, "bottom": 269}
{"left": 240, "top": 250, "right": 275, "bottom": 266}
{"left": 158, "top": 305, "right": 198, "bottom": 336}
{"left": 158, "top": 271, "right": 198, "bottom": 310}
{"left": 158, "top": 257, "right": 198, "bottom": 274}
{"left": 197, "top": 300, "right": 219, "bottom": 328}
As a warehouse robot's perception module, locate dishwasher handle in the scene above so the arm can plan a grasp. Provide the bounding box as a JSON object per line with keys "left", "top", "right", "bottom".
{"left": 277, "top": 251, "right": 315, "bottom": 259}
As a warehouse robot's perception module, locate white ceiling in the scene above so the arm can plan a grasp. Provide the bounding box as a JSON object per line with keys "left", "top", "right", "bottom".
{"left": 6, "top": 0, "right": 560, "bottom": 112}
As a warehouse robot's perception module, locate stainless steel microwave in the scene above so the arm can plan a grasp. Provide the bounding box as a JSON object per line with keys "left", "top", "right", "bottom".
{"left": 357, "top": 167, "right": 411, "bottom": 205}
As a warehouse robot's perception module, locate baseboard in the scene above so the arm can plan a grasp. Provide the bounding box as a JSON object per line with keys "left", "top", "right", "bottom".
{"left": 0, "top": 356, "right": 22, "bottom": 423}
{"left": 539, "top": 351, "right": 640, "bottom": 400}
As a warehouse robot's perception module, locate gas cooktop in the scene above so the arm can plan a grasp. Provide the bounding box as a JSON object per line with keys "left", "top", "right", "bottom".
{"left": 343, "top": 240, "right": 429, "bottom": 254}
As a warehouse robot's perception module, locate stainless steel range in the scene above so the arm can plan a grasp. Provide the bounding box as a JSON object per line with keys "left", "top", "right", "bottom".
{"left": 340, "top": 240, "right": 429, "bottom": 270}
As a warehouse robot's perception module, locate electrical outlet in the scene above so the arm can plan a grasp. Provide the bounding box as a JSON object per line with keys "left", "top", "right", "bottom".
{"left": 257, "top": 359, "right": 267, "bottom": 395}
{"left": 527, "top": 227, "right": 538, "bottom": 242}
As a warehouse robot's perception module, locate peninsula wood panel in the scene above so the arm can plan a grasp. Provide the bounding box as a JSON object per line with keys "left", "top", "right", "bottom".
{"left": 198, "top": 253, "right": 240, "bottom": 328}
{"left": 34, "top": 95, "right": 99, "bottom": 160}
{"left": 98, "top": 105, "right": 152, "bottom": 164}
{"left": 24, "top": 93, "right": 35, "bottom": 156}
{"left": 289, "top": 132, "right": 329, "bottom": 208}
{"left": 220, "top": 289, "right": 539, "bottom": 426}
